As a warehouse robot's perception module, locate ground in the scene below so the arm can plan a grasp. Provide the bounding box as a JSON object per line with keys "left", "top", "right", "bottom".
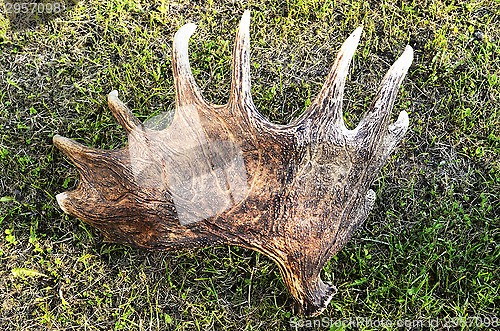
{"left": 0, "top": 0, "right": 499, "bottom": 330}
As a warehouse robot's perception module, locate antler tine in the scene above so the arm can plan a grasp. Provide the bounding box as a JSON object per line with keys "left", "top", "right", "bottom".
{"left": 354, "top": 46, "right": 413, "bottom": 144}
{"left": 53, "top": 134, "right": 102, "bottom": 170}
{"left": 383, "top": 107, "right": 409, "bottom": 155}
{"left": 55, "top": 191, "right": 77, "bottom": 216}
{"left": 229, "top": 10, "right": 253, "bottom": 108}
{"left": 53, "top": 135, "right": 97, "bottom": 214}
{"left": 295, "top": 27, "right": 363, "bottom": 132}
{"left": 107, "top": 90, "right": 142, "bottom": 135}
{"left": 172, "top": 23, "right": 208, "bottom": 109}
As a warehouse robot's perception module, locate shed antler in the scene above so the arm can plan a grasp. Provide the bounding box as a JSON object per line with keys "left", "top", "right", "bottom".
{"left": 54, "top": 11, "right": 412, "bottom": 317}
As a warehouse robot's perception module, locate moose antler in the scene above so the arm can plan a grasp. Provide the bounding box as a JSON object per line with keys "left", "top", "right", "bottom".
{"left": 54, "top": 11, "right": 413, "bottom": 317}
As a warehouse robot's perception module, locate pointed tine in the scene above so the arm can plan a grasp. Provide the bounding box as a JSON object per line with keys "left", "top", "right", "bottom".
{"left": 296, "top": 26, "right": 363, "bottom": 128}
{"left": 388, "top": 109, "right": 409, "bottom": 139}
{"left": 53, "top": 135, "right": 101, "bottom": 170}
{"left": 383, "top": 108, "right": 410, "bottom": 155}
{"left": 355, "top": 45, "right": 413, "bottom": 138}
{"left": 56, "top": 191, "right": 74, "bottom": 215}
{"left": 229, "top": 10, "right": 253, "bottom": 107}
{"left": 108, "top": 90, "right": 142, "bottom": 135}
{"left": 172, "top": 23, "right": 207, "bottom": 108}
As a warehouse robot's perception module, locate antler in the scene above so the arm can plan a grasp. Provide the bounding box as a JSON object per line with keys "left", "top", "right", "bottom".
{"left": 54, "top": 10, "right": 413, "bottom": 317}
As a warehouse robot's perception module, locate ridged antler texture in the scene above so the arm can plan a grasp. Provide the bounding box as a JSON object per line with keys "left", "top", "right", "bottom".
{"left": 54, "top": 11, "right": 413, "bottom": 316}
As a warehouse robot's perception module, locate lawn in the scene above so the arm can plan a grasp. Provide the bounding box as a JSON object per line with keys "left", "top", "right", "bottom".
{"left": 0, "top": 0, "right": 499, "bottom": 330}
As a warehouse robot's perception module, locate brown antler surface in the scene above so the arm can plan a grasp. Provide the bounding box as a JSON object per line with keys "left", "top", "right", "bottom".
{"left": 54, "top": 11, "right": 413, "bottom": 317}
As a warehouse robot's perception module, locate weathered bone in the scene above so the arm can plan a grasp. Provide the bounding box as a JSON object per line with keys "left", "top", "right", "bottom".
{"left": 54, "top": 10, "right": 412, "bottom": 317}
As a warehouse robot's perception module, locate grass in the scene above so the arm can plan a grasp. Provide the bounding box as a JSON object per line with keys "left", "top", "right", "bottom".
{"left": 0, "top": 0, "right": 499, "bottom": 330}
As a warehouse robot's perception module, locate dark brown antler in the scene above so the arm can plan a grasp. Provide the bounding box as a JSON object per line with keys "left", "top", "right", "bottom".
{"left": 54, "top": 11, "right": 413, "bottom": 317}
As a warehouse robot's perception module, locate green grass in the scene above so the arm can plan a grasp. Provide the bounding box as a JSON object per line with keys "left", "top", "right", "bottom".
{"left": 0, "top": 0, "right": 499, "bottom": 330}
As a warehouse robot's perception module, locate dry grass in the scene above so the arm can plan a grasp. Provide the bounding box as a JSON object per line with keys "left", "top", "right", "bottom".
{"left": 0, "top": 0, "right": 499, "bottom": 330}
